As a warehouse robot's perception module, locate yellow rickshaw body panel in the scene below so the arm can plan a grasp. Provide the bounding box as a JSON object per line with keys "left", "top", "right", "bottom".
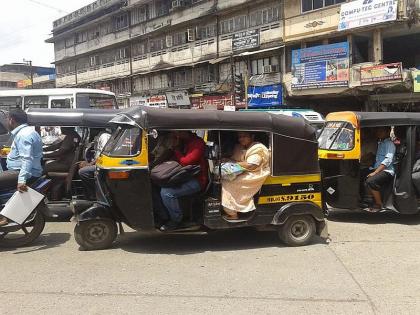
{"left": 96, "top": 133, "right": 149, "bottom": 169}
{"left": 318, "top": 111, "right": 361, "bottom": 160}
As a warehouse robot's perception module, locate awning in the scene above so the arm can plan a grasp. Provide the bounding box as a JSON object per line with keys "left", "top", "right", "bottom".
{"left": 237, "top": 45, "right": 284, "bottom": 57}
{"left": 209, "top": 56, "right": 230, "bottom": 64}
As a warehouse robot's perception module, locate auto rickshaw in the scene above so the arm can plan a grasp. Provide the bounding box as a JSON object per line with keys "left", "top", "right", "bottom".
{"left": 318, "top": 111, "right": 420, "bottom": 214}
{"left": 0, "top": 109, "right": 120, "bottom": 247}
{"left": 74, "top": 106, "right": 328, "bottom": 250}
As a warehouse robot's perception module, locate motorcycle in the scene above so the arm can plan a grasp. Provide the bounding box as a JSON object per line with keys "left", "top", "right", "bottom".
{"left": 0, "top": 177, "right": 51, "bottom": 247}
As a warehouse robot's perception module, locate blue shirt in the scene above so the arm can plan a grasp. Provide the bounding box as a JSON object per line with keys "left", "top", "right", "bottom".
{"left": 372, "top": 138, "right": 396, "bottom": 175}
{"left": 6, "top": 124, "right": 43, "bottom": 183}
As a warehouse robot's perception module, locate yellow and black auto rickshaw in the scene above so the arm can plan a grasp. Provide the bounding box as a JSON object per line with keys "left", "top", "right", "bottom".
{"left": 73, "top": 106, "right": 328, "bottom": 250}
{"left": 318, "top": 111, "right": 420, "bottom": 214}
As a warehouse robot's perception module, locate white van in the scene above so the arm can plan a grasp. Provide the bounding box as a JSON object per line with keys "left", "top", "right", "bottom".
{"left": 0, "top": 88, "right": 118, "bottom": 111}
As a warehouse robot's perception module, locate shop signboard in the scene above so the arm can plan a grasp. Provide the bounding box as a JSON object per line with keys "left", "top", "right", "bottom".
{"left": 413, "top": 71, "right": 420, "bottom": 93}
{"left": 130, "top": 95, "right": 167, "bottom": 108}
{"left": 165, "top": 90, "right": 191, "bottom": 108}
{"left": 191, "top": 94, "right": 245, "bottom": 110}
{"left": 360, "top": 62, "right": 403, "bottom": 85}
{"left": 232, "top": 29, "right": 260, "bottom": 52}
{"left": 291, "top": 42, "right": 349, "bottom": 90}
{"left": 338, "top": 0, "right": 398, "bottom": 31}
{"left": 247, "top": 84, "right": 283, "bottom": 108}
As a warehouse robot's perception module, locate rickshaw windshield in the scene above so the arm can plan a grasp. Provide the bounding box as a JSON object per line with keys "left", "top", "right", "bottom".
{"left": 318, "top": 121, "right": 355, "bottom": 151}
{"left": 103, "top": 126, "right": 142, "bottom": 157}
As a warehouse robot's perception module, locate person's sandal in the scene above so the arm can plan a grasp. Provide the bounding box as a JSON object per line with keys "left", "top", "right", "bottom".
{"left": 0, "top": 216, "right": 8, "bottom": 226}
{"left": 365, "top": 205, "right": 382, "bottom": 213}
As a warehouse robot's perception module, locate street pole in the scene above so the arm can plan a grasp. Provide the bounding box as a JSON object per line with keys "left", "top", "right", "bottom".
{"left": 230, "top": 54, "right": 236, "bottom": 108}
{"left": 30, "top": 60, "right": 33, "bottom": 89}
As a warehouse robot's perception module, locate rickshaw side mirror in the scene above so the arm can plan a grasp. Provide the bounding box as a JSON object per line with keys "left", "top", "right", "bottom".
{"left": 148, "top": 129, "right": 159, "bottom": 139}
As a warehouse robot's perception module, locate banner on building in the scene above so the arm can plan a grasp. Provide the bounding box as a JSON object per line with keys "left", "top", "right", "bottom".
{"left": 291, "top": 42, "right": 349, "bottom": 90}
{"left": 130, "top": 95, "right": 167, "bottom": 108}
{"left": 360, "top": 62, "right": 403, "bottom": 85}
{"left": 247, "top": 84, "right": 283, "bottom": 108}
{"left": 232, "top": 29, "right": 260, "bottom": 52}
{"left": 165, "top": 91, "right": 191, "bottom": 108}
{"left": 338, "top": 0, "right": 398, "bottom": 31}
{"left": 16, "top": 79, "right": 32, "bottom": 88}
{"left": 191, "top": 94, "right": 246, "bottom": 110}
{"left": 413, "top": 71, "right": 420, "bottom": 93}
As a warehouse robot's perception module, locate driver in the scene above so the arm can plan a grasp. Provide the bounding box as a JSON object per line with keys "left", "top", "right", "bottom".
{"left": 0, "top": 109, "right": 43, "bottom": 226}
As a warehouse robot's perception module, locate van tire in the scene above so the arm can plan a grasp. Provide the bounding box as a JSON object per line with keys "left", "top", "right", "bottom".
{"left": 278, "top": 215, "right": 315, "bottom": 247}
{"left": 74, "top": 219, "right": 117, "bottom": 251}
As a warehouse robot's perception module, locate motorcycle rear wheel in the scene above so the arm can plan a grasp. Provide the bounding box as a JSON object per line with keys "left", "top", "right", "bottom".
{"left": 0, "top": 210, "right": 45, "bottom": 248}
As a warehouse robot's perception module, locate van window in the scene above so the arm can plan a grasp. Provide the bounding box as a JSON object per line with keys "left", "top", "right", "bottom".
{"left": 76, "top": 93, "right": 117, "bottom": 109}
{"left": 103, "top": 127, "right": 142, "bottom": 157}
{"left": 24, "top": 96, "right": 48, "bottom": 109}
{"left": 0, "top": 97, "right": 22, "bottom": 110}
{"left": 51, "top": 98, "right": 72, "bottom": 108}
{"left": 318, "top": 122, "right": 355, "bottom": 151}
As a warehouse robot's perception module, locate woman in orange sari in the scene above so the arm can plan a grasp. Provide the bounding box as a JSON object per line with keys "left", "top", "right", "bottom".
{"left": 222, "top": 132, "right": 270, "bottom": 220}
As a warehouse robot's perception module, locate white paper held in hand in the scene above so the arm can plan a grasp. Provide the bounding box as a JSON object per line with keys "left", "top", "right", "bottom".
{"left": 0, "top": 187, "right": 44, "bottom": 225}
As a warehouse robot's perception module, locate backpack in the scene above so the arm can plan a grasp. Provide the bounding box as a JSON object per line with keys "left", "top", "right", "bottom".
{"left": 150, "top": 161, "right": 201, "bottom": 187}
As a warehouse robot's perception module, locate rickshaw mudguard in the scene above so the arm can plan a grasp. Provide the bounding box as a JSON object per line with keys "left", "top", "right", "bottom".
{"left": 272, "top": 202, "right": 325, "bottom": 226}
{"left": 77, "top": 203, "right": 114, "bottom": 222}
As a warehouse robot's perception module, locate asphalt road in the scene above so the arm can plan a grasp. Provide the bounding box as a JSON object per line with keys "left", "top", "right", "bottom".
{"left": 1, "top": 210, "right": 420, "bottom": 315}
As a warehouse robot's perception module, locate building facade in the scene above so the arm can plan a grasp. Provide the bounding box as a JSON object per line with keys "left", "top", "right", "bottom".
{"left": 47, "top": 0, "right": 420, "bottom": 112}
{"left": 0, "top": 64, "right": 55, "bottom": 90}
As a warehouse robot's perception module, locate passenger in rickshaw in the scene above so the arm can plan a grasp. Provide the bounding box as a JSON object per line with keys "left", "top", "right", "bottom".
{"left": 364, "top": 127, "right": 396, "bottom": 212}
{"left": 150, "top": 131, "right": 176, "bottom": 168}
{"left": 159, "top": 131, "right": 208, "bottom": 231}
{"left": 43, "top": 127, "right": 81, "bottom": 173}
{"left": 221, "top": 132, "right": 270, "bottom": 220}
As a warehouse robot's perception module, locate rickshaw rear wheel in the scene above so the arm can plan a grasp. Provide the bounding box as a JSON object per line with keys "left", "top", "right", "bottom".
{"left": 74, "top": 219, "right": 117, "bottom": 251}
{"left": 278, "top": 215, "right": 315, "bottom": 247}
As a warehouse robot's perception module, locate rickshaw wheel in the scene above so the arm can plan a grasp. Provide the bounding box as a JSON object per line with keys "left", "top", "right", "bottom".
{"left": 74, "top": 219, "right": 117, "bottom": 251}
{"left": 278, "top": 215, "right": 315, "bottom": 247}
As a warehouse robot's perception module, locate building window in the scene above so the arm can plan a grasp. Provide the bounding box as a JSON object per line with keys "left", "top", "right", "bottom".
{"left": 75, "top": 31, "right": 87, "bottom": 44}
{"left": 113, "top": 13, "right": 129, "bottom": 31}
{"left": 65, "top": 36, "right": 75, "bottom": 48}
{"left": 173, "top": 69, "right": 193, "bottom": 87}
{"left": 132, "top": 41, "right": 148, "bottom": 56}
{"left": 302, "top": 0, "right": 346, "bottom": 13}
{"left": 220, "top": 15, "right": 248, "bottom": 34}
{"left": 250, "top": 6, "right": 280, "bottom": 27}
{"left": 154, "top": 0, "right": 170, "bottom": 18}
{"left": 90, "top": 55, "right": 100, "bottom": 67}
{"left": 251, "top": 56, "right": 279, "bottom": 75}
{"left": 131, "top": 5, "right": 148, "bottom": 25}
{"left": 173, "top": 31, "right": 188, "bottom": 46}
{"left": 196, "top": 24, "right": 217, "bottom": 40}
{"left": 195, "top": 66, "right": 215, "bottom": 84}
{"left": 117, "top": 47, "right": 129, "bottom": 60}
{"left": 150, "top": 38, "right": 166, "bottom": 52}
{"left": 100, "top": 21, "right": 113, "bottom": 36}
{"left": 88, "top": 27, "right": 100, "bottom": 40}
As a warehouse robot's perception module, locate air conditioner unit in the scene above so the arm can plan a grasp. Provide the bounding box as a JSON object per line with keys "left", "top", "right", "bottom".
{"left": 263, "top": 65, "right": 280, "bottom": 74}
{"left": 171, "top": 0, "right": 188, "bottom": 10}
{"left": 187, "top": 29, "right": 195, "bottom": 42}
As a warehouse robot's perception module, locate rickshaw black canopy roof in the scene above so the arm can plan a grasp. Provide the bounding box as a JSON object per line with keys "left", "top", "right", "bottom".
{"left": 121, "top": 106, "right": 316, "bottom": 140}
{"left": 26, "top": 108, "right": 120, "bottom": 128}
{"left": 355, "top": 112, "right": 420, "bottom": 128}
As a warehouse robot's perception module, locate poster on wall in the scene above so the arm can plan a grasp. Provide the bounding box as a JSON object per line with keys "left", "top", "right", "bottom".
{"left": 129, "top": 95, "right": 167, "bottom": 108}
{"left": 165, "top": 91, "right": 191, "bottom": 108}
{"left": 413, "top": 71, "right": 420, "bottom": 93}
{"left": 360, "top": 62, "right": 403, "bottom": 85}
{"left": 247, "top": 84, "right": 283, "bottom": 108}
{"left": 291, "top": 42, "right": 349, "bottom": 90}
{"left": 338, "top": 0, "right": 398, "bottom": 31}
{"left": 232, "top": 29, "right": 260, "bottom": 52}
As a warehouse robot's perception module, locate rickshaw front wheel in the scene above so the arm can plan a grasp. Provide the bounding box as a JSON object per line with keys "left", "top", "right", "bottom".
{"left": 74, "top": 219, "right": 117, "bottom": 251}
{"left": 278, "top": 215, "right": 316, "bottom": 247}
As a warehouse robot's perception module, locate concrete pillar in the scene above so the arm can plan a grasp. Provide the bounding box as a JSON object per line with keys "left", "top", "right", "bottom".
{"left": 373, "top": 29, "right": 383, "bottom": 64}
